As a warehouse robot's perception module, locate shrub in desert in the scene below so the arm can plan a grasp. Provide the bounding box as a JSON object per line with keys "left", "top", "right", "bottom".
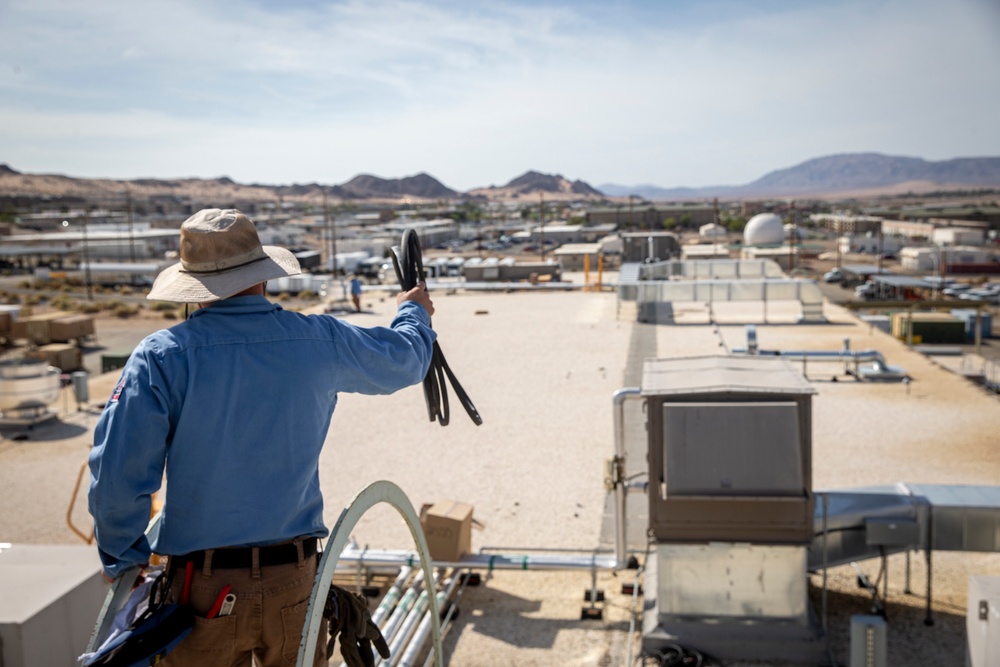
{"left": 50, "top": 294, "right": 76, "bottom": 310}
{"left": 114, "top": 304, "right": 140, "bottom": 318}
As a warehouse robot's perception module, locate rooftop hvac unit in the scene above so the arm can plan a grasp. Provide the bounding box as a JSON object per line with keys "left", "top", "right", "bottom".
{"left": 639, "top": 356, "right": 824, "bottom": 663}
{"left": 643, "top": 356, "right": 815, "bottom": 544}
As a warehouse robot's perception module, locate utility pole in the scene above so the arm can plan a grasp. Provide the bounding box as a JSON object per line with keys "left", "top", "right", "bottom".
{"left": 836, "top": 220, "right": 842, "bottom": 270}
{"left": 628, "top": 195, "right": 634, "bottom": 232}
{"left": 877, "top": 220, "right": 884, "bottom": 276}
{"left": 713, "top": 197, "right": 720, "bottom": 250}
{"left": 789, "top": 201, "right": 796, "bottom": 272}
{"left": 125, "top": 186, "right": 136, "bottom": 264}
{"left": 324, "top": 189, "right": 336, "bottom": 274}
{"left": 83, "top": 209, "right": 93, "bottom": 301}
{"left": 539, "top": 192, "right": 545, "bottom": 262}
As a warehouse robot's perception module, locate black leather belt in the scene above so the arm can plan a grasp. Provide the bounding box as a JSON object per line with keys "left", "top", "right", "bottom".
{"left": 171, "top": 537, "right": 319, "bottom": 570}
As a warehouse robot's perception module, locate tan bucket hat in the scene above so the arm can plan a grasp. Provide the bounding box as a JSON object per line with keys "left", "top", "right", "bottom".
{"left": 148, "top": 208, "right": 301, "bottom": 303}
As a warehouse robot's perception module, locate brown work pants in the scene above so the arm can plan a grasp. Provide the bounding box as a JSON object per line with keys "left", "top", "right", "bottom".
{"left": 160, "top": 545, "right": 327, "bottom": 667}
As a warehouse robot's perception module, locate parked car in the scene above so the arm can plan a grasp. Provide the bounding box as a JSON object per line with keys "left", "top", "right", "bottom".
{"left": 959, "top": 287, "right": 1000, "bottom": 304}
{"left": 942, "top": 283, "right": 972, "bottom": 297}
{"left": 823, "top": 268, "right": 844, "bottom": 283}
{"left": 855, "top": 281, "right": 877, "bottom": 299}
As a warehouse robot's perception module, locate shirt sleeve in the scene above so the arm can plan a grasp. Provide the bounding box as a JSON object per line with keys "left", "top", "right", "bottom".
{"left": 88, "top": 343, "right": 172, "bottom": 579}
{"left": 327, "top": 301, "right": 437, "bottom": 394}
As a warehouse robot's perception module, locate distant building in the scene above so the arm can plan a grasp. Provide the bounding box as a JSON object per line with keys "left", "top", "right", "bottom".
{"left": 932, "top": 227, "right": 985, "bottom": 247}
{"left": 682, "top": 244, "right": 731, "bottom": 260}
{"left": 586, "top": 204, "right": 715, "bottom": 229}
{"left": 900, "top": 246, "right": 995, "bottom": 273}
{"left": 866, "top": 204, "right": 1000, "bottom": 226}
{"left": 524, "top": 223, "right": 616, "bottom": 244}
{"left": 839, "top": 234, "right": 903, "bottom": 256}
{"left": 620, "top": 232, "right": 681, "bottom": 263}
{"left": 553, "top": 243, "right": 603, "bottom": 271}
{"left": 880, "top": 220, "right": 936, "bottom": 239}
{"left": 809, "top": 214, "right": 882, "bottom": 236}
{"left": 698, "top": 223, "right": 728, "bottom": 240}
{"left": 740, "top": 246, "right": 799, "bottom": 271}
{"left": 383, "top": 218, "right": 459, "bottom": 248}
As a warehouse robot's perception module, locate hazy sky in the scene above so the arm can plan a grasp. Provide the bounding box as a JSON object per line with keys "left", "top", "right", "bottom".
{"left": 1, "top": 0, "right": 998, "bottom": 192}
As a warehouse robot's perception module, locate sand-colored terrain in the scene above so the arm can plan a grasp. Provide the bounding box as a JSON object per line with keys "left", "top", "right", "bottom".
{"left": 0, "top": 281, "right": 998, "bottom": 666}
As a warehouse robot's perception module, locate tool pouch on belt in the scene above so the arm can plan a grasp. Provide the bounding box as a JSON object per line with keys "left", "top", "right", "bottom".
{"left": 82, "top": 568, "right": 194, "bottom": 667}
{"left": 324, "top": 585, "right": 391, "bottom": 667}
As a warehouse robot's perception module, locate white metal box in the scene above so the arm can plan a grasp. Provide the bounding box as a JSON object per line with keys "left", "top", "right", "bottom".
{"left": 850, "top": 615, "right": 887, "bottom": 667}
{"left": 967, "top": 575, "right": 1000, "bottom": 667}
{"left": 0, "top": 544, "right": 106, "bottom": 667}
{"left": 655, "top": 543, "right": 808, "bottom": 620}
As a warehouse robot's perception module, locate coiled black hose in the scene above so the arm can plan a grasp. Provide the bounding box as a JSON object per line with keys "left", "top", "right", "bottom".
{"left": 390, "top": 229, "right": 483, "bottom": 427}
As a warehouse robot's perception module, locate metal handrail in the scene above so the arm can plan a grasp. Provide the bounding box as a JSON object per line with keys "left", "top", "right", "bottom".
{"left": 66, "top": 460, "right": 95, "bottom": 544}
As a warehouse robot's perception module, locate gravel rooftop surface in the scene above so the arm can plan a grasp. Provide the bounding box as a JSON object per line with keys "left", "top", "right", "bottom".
{"left": 1, "top": 274, "right": 998, "bottom": 666}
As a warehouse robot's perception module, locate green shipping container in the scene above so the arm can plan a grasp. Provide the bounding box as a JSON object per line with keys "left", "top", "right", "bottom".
{"left": 891, "top": 312, "right": 966, "bottom": 344}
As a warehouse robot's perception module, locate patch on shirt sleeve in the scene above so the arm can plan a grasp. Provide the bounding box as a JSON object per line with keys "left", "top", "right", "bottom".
{"left": 110, "top": 377, "right": 127, "bottom": 402}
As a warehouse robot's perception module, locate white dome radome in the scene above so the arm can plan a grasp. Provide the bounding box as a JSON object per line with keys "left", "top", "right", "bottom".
{"left": 743, "top": 213, "right": 784, "bottom": 246}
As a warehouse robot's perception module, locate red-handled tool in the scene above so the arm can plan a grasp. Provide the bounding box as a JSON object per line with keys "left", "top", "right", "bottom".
{"left": 207, "top": 584, "right": 232, "bottom": 619}
{"left": 179, "top": 560, "right": 194, "bottom": 606}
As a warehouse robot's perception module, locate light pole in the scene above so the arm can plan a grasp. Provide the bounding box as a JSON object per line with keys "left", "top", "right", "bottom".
{"left": 927, "top": 249, "right": 939, "bottom": 299}
{"left": 539, "top": 192, "right": 545, "bottom": 262}
{"left": 63, "top": 216, "right": 93, "bottom": 300}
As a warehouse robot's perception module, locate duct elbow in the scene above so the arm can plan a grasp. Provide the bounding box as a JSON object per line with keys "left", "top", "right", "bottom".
{"left": 613, "top": 386, "right": 642, "bottom": 406}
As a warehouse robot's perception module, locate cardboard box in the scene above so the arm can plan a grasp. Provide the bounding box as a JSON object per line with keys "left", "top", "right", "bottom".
{"left": 49, "top": 314, "right": 95, "bottom": 343}
{"left": 12, "top": 318, "right": 52, "bottom": 345}
{"left": 27, "top": 343, "right": 82, "bottom": 372}
{"left": 420, "top": 500, "right": 474, "bottom": 562}
{"left": 11, "top": 311, "right": 72, "bottom": 345}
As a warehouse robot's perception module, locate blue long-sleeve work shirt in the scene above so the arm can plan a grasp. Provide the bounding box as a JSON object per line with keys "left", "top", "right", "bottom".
{"left": 89, "top": 295, "right": 435, "bottom": 578}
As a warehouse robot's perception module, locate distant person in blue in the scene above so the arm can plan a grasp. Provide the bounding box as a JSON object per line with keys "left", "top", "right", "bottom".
{"left": 349, "top": 273, "right": 363, "bottom": 312}
{"left": 88, "top": 208, "right": 435, "bottom": 666}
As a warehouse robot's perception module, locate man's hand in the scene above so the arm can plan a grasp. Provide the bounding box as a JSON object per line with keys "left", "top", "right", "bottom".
{"left": 398, "top": 281, "right": 434, "bottom": 316}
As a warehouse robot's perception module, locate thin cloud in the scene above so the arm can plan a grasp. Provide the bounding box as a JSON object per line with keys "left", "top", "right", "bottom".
{"left": 0, "top": 0, "right": 997, "bottom": 190}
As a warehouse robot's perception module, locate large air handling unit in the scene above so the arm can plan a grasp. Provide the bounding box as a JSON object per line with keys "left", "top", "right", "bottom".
{"left": 603, "top": 355, "right": 1000, "bottom": 663}
{"left": 636, "top": 355, "right": 825, "bottom": 661}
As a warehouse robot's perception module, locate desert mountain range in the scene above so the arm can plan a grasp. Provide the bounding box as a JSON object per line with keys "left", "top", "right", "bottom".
{"left": 600, "top": 153, "right": 1000, "bottom": 200}
{"left": 2, "top": 153, "right": 999, "bottom": 206}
